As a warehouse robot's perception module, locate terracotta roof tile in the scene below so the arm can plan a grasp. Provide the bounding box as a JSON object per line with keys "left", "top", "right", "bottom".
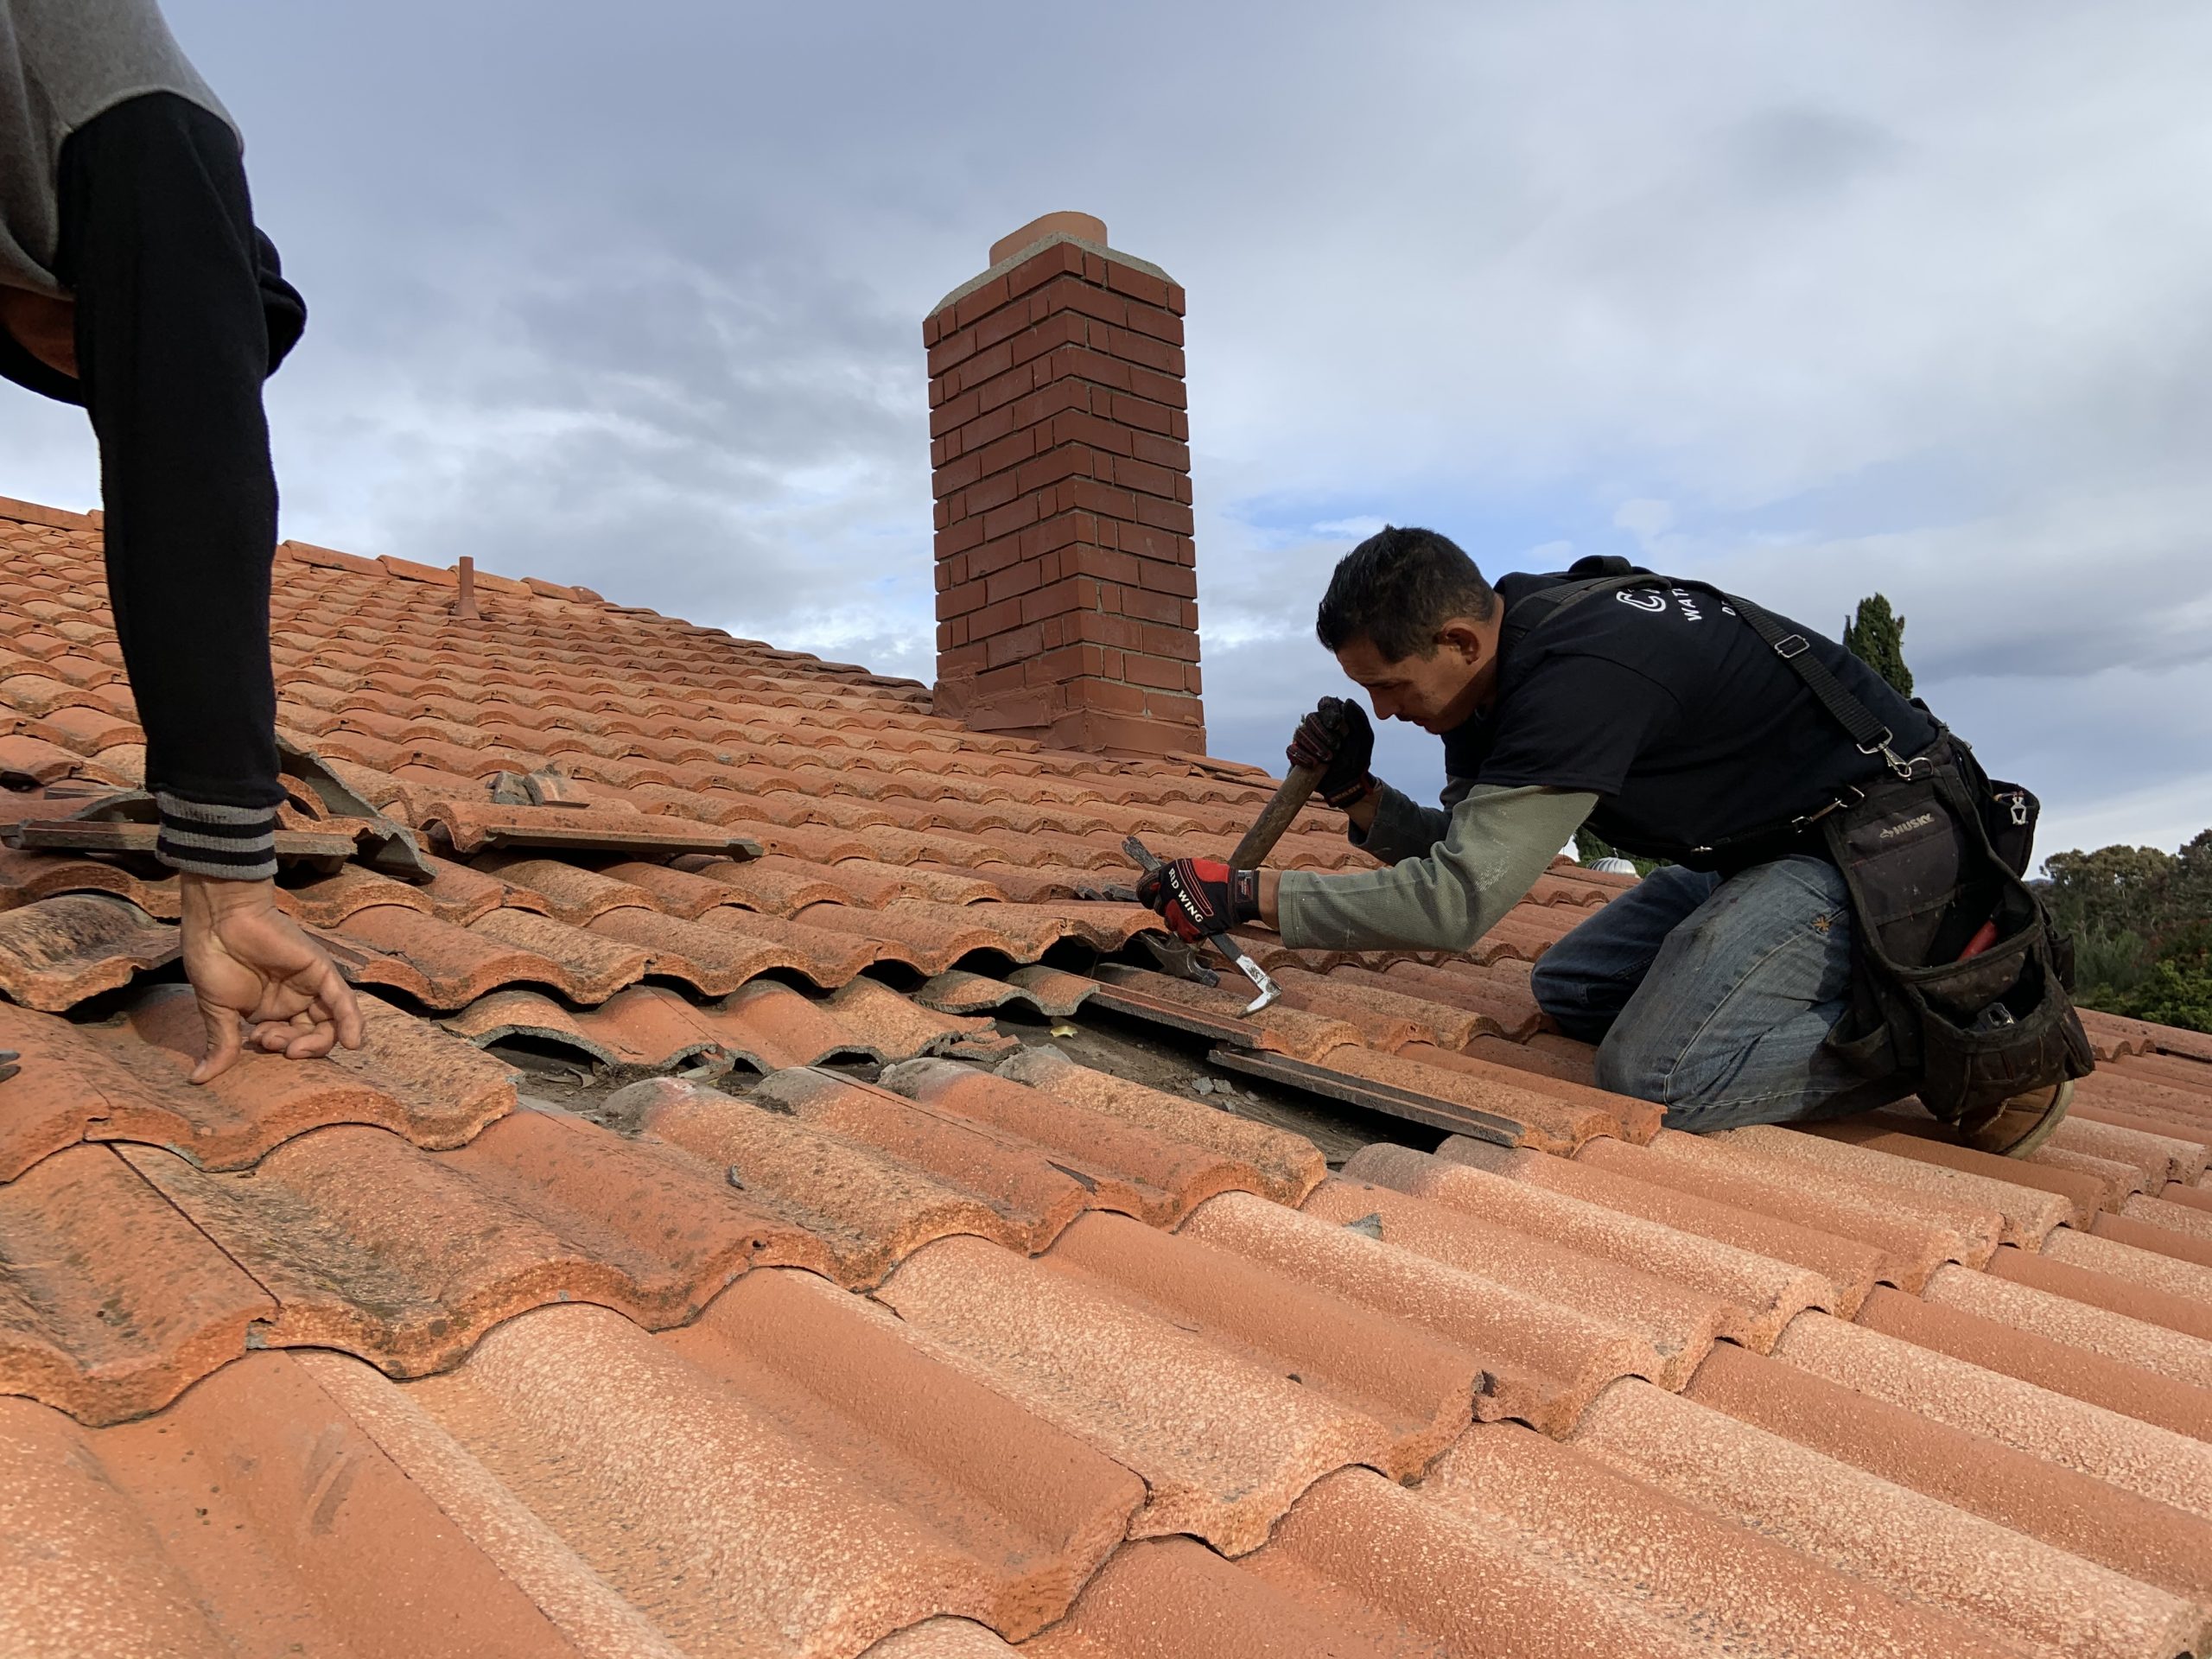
{"left": 0, "top": 1353, "right": 596, "bottom": 1658}
{"left": 310, "top": 1287, "right": 1130, "bottom": 1656}
{"left": 1340, "top": 1141, "right": 1835, "bottom": 1348}
{"left": 918, "top": 964, "right": 1096, "bottom": 1019}
{"left": 1567, "top": 1376, "right": 2199, "bottom": 1659}
{"left": 1298, "top": 1177, "right": 1734, "bottom": 1389}
{"left": 1771, "top": 1307, "right": 2212, "bottom": 1521}
{"left": 1577, "top": 1128, "right": 1999, "bottom": 1289}
{"left": 629, "top": 1077, "right": 1050, "bottom": 1281}
{"left": 591, "top": 902, "right": 880, "bottom": 989}
{"left": 123, "top": 1107, "right": 826, "bottom": 1374}
{"left": 997, "top": 1045, "right": 1325, "bottom": 1205}
{"left": 877, "top": 1058, "right": 1272, "bottom": 1227}
{"left": 874, "top": 1231, "right": 1394, "bottom": 1554}
{"left": 0, "top": 893, "right": 177, "bottom": 1011}
{"left": 0, "top": 1144, "right": 277, "bottom": 1424}
{"left": 8, "top": 503, "right": 2212, "bottom": 1656}
{"left": 1437, "top": 1133, "right": 1886, "bottom": 1314}
{"left": 1864, "top": 1270, "right": 2212, "bottom": 1434}
{"left": 1690, "top": 1340, "right": 2212, "bottom": 1611}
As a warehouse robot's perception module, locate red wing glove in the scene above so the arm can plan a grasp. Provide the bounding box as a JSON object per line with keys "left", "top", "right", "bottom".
{"left": 1135, "top": 857, "right": 1260, "bottom": 943}
{"left": 1287, "top": 696, "right": 1377, "bottom": 808}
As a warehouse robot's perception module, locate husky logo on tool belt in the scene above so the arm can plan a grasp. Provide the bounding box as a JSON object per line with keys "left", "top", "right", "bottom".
{"left": 1878, "top": 810, "right": 1938, "bottom": 840}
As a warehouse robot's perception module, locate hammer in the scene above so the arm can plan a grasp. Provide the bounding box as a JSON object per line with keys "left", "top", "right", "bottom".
{"left": 1127, "top": 761, "right": 1321, "bottom": 1014}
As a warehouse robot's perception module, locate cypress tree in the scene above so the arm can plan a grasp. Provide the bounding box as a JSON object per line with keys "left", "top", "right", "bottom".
{"left": 1842, "top": 593, "right": 1914, "bottom": 696}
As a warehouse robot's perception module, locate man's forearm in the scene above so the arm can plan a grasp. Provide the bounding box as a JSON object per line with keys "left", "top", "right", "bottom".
{"left": 60, "top": 93, "right": 285, "bottom": 878}
{"left": 1267, "top": 786, "right": 1596, "bottom": 954}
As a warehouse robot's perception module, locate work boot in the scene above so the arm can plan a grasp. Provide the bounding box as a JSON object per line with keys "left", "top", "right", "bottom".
{"left": 1958, "top": 1079, "right": 2073, "bottom": 1158}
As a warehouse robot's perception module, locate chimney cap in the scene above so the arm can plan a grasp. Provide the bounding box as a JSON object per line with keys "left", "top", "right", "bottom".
{"left": 989, "top": 212, "right": 1107, "bottom": 267}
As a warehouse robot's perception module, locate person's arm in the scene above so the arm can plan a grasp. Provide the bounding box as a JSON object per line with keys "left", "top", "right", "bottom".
{"left": 1344, "top": 779, "right": 1454, "bottom": 866}
{"left": 58, "top": 92, "right": 359, "bottom": 1082}
{"left": 1264, "top": 785, "right": 1597, "bottom": 954}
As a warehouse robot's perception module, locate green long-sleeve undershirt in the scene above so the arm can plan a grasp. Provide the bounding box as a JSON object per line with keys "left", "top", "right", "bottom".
{"left": 1275, "top": 782, "right": 1598, "bottom": 955}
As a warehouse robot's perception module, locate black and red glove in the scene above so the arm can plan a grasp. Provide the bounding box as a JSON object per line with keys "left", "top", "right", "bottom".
{"left": 1135, "top": 857, "right": 1260, "bottom": 943}
{"left": 1287, "top": 696, "right": 1376, "bottom": 808}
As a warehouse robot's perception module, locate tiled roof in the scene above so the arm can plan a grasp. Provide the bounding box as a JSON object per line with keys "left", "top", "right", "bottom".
{"left": 3, "top": 493, "right": 2212, "bottom": 1657}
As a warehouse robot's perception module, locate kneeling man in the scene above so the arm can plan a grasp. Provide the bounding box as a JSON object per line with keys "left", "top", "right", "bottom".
{"left": 1138, "top": 525, "right": 2065, "bottom": 1155}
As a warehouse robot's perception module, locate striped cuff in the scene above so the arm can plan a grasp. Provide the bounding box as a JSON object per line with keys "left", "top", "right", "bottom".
{"left": 156, "top": 792, "right": 280, "bottom": 881}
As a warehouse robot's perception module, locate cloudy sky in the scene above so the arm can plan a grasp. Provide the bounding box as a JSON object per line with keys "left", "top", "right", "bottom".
{"left": 6, "top": 2, "right": 2209, "bottom": 861}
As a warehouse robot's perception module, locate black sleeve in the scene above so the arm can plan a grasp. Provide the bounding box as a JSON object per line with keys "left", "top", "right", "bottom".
{"left": 1473, "top": 652, "right": 1683, "bottom": 798}
{"left": 54, "top": 91, "right": 290, "bottom": 878}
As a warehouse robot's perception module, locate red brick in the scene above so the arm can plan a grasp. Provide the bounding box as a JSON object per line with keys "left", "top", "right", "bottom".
{"left": 1014, "top": 444, "right": 1097, "bottom": 498}
{"left": 1104, "top": 454, "right": 1182, "bottom": 502}
{"left": 968, "top": 595, "right": 1027, "bottom": 638}
{"left": 950, "top": 274, "right": 1014, "bottom": 334}
{"left": 944, "top": 336, "right": 1015, "bottom": 399}
{"left": 933, "top": 517, "right": 986, "bottom": 559}
{"left": 1166, "top": 281, "right": 1187, "bottom": 316}
{"left": 929, "top": 385, "right": 982, "bottom": 437}
{"left": 931, "top": 448, "right": 985, "bottom": 501}
{"left": 935, "top": 578, "right": 988, "bottom": 621}
{"left": 966, "top": 426, "right": 1043, "bottom": 489}
{"left": 1023, "top": 272, "right": 1130, "bottom": 331}
{"left": 1097, "top": 324, "right": 1185, "bottom": 378}
{"left": 1119, "top": 585, "right": 1185, "bottom": 626}
{"left": 1057, "top": 476, "right": 1141, "bottom": 524}
{"left": 1122, "top": 652, "right": 1191, "bottom": 690}
{"left": 1121, "top": 302, "right": 1185, "bottom": 347}
{"left": 1180, "top": 601, "right": 1199, "bottom": 629}
{"left": 1020, "top": 643, "right": 1109, "bottom": 685}
{"left": 965, "top": 534, "right": 1029, "bottom": 582}
{"left": 1003, "top": 310, "right": 1089, "bottom": 376}
{"left": 925, "top": 321, "right": 982, "bottom": 378}
{"left": 1005, "top": 377, "right": 1090, "bottom": 434}
{"left": 1069, "top": 676, "right": 1148, "bottom": 715}
{"left": 933, "top": 499, "right": 950, "bottom": 531}
{"left": 1135, "top": 558, "right": 1198, "bottom": 599}
{"left": 938, "top": 642, "right": 987, "bottom": 677}
{"left": 936, "top": 620, "right": 957, "bottom": 652}
{"left": 1134, "top": 495, "right": 1195, "bottom": 535}
{"left": 1132, "top": 620, "right": 1201, "bottom": 662}
{"left": 940, "top": 400, "right": 1018, "bottom": 461}
{"left": 980, "top": 494, "right": 1039, "bottom": 542}
{"left": 1103, "top": 259, "right": 1173, "bottom": 310}
{"left": 1108, "top": 520, "right": 1186, "bottom": 563}
{"left": 1061, "top": 543, "right": 1144, "bottom": 588}
{"left": 1020, "top": 575, "right": 1101, "bottom": 625}
{"left": 1004, "top": 241, "right": 1086, "bottom": 301}
{"left": 1104, "top": 390, "right": 1181, "bottom": 437}
{"left": 984, "top": 560, "right": 1043, "bottom": 605}
{"left": 1169, "top": 410, "right": 1189, "bottom": 442}
{"left": 967, "top": 687, "right": 1059, "bottom": 731}
{"left": 1142, "top": 689, "right": 1203, "bottom": 723}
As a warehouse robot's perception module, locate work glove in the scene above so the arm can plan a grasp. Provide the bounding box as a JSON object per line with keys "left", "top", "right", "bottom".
{"left": 1136, "top": 857, "right": 1260, "bottom": 943}
{"left": 1287, "top": 696, "right": 1376, "bottom": 808}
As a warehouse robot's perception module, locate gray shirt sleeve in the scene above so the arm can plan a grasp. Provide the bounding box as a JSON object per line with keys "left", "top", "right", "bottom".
{"left": 1349, "top": 780, "right": 1453, "bottom": 866}
{"left": 1277, "top": 785, "right": 1598, "bottom": 954}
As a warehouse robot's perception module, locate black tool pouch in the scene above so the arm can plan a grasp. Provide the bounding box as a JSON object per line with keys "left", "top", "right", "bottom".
{"left": 1818, "top": 735, "right": 2094, "bottom": 1123}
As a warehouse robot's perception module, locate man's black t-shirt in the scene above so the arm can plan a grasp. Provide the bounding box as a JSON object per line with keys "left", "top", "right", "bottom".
{"left": 1444, "top": 564, "right": 1938, "bottom": 863}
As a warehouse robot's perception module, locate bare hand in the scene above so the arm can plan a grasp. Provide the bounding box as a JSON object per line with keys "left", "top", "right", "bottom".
{"left": 177, "top": 873, "right": 365, "bottom": 1084}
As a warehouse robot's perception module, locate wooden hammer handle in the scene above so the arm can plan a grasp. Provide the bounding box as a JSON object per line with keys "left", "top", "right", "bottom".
{"left": 1229, "top": 763, "right": 1323, "bottom": 871}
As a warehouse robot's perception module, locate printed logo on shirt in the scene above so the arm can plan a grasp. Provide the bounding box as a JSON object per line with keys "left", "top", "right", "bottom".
{"left": 1671, "top": 586, "right": 1705, "bottom": 622}
{"left": 1616, "top": 590, "right": 1669, "bottom": 613}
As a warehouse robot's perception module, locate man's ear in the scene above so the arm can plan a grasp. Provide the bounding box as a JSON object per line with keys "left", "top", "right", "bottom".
{"left": 1435, "top": 620, "right": 1486, "bottom": 664}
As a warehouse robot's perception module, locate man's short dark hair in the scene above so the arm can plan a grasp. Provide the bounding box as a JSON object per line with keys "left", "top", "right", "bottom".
{"left": 1314, "top": 525, "right": 1497, "bottom": 661}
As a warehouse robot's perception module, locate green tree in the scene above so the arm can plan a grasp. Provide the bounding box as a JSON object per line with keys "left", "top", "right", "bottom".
{"left": 1842, "top": 594, "right": 1915, "bottom": 697}
{"left": 2131, "top": 923, "right": 2212, "bottom": 1034}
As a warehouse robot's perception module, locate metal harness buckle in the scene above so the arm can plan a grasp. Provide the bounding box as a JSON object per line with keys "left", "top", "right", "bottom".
{"left": 1857, "top": 728, "right": 1917, "bottom": 779}
{"left": 1774, "top": 633, "right": 1811, "bottom": 659}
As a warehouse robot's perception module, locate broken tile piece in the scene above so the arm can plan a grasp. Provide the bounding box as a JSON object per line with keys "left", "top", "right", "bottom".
{"left": 0, "top": 892, "right": 176, "bottom": 1010}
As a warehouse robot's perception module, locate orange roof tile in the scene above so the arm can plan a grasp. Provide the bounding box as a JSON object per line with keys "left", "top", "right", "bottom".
{"left": 3, "top": 498, "right": 2212, "bottom": 1655}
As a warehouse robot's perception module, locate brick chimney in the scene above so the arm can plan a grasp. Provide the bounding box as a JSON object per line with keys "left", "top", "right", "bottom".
{"left": 925, "top": 213, "right": 1205, "bottom": 756}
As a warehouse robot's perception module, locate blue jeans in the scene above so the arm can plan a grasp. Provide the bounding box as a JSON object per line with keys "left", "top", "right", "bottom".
{"left": 1530, "top": 855, "right": 1909, "bottom": 1131}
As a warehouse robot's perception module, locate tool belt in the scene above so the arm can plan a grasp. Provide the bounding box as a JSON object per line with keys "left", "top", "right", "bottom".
{"left": 1510, "top": 563, "right": 2096, "bottom": 1122}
